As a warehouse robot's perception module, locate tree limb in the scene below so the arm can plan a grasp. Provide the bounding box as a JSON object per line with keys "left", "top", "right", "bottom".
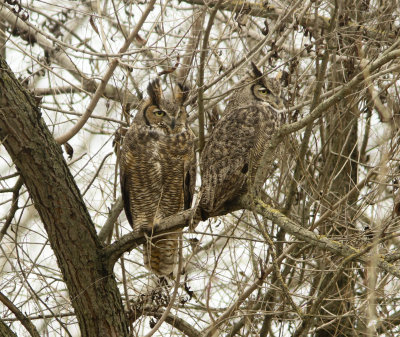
{"left": 0, "top": 291, "right": 40, "bottom": 337}
{"left": 0, "top": 1, "right": 139, "bottom": 105}
{"left": 253, "top": 199, "right": 400, "bottom": 279}
{"left": 0, "top": 54, "right": 129, "bottom": 337}
{"left": 98, "top": 196, "right": 124, "bottom": 243}
{"left": 55, "top": 0, "right": 156, "bottom": 144}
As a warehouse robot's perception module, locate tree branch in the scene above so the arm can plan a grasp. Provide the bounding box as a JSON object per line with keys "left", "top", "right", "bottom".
{"left": 0, "top": 291, "right": 40, "bottom": 337}
{"left": 180, "top": 0, "right": 397, "bottom": 42}
{"left": 253, "top": 199, "right": 400, "bottom": 279}
{"left": 102, "top": 209, "right": 194, "bottom": 268}
{"left": 102, "top": 193, "right": 245, "bottom": 268}
{"left": 254, "top": 44, "right": 400, "bottom": 192}
{"left": 55, "top": 0, "right": 156, "bottom": 144}
{"left": 0, "top": 1, "right": 139, "bottom": 105}
{"left": 197, "top": 0, "right": 223, "bottom": 154}
{"left": 0, "top": 54, "right": 129, "bottom": 336}
{"left": 279, "top": 48, "right": 400, "bottom": 137}
{"left": 98, "top": 196, "right": 124, "bottom": 243}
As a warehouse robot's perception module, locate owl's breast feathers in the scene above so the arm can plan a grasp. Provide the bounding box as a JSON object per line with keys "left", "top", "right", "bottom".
{"left": 120, "top": 124, "right": 195, "bottom": 230}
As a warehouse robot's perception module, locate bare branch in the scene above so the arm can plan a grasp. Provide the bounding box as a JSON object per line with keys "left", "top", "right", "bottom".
{"left": 55, "top": 0, "right": 156, "bottom": 144}
{"left": 0, "top": 1, "right": 139, "bottom": 105}
{"left": 0, "top": 291, "right": 40, "bottom": 337}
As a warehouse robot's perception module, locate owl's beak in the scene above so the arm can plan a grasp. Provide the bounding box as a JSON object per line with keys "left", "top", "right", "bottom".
{"left": 170, "top": 118, "right": 176, "bottom": 129}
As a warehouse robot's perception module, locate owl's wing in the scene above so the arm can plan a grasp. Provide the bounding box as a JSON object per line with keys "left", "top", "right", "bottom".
{"left": 200, "top": 106, "right": 261, "bottom": 214}
{"left": 249, "top": 105, "right": 281, "bottom": 184}
{"left": 120, "top": 133, "right": 135, "bottom": 227}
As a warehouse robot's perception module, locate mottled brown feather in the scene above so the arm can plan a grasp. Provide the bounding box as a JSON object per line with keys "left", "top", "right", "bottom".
{"left": 120, "top": 80, "right": 195, "bottom": 276}
{"left": 199, "top": 65, "right": 285, "bottom": 218}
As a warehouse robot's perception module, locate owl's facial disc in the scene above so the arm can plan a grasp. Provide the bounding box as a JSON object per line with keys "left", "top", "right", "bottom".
{"left": 150, "top": 105, "right": 183, "bottom": 132}
{"left": 164, "top": 108, "right": 185, "bottom": 132}
{"left": 252, "top": 83, "right": 283, "bottom": 110}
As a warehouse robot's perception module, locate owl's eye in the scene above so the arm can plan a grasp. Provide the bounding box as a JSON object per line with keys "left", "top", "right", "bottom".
{"left": 154, "top": 110, "right": 166, "bottom": 117}
{"left": 258, "top": 87, "right": 271, "bottom": 95}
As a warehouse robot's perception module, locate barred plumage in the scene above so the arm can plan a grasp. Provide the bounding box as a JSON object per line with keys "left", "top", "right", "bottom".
{"left": 199, "top": 63, "right": 285, "bottom": 218}
{"left": 120, "top": 79, "right": 195, "bottom": 276}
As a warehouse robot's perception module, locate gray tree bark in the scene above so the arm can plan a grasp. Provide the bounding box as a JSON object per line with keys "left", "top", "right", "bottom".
{"left": 0, "top": 56, "right": 129, "bottom": 337}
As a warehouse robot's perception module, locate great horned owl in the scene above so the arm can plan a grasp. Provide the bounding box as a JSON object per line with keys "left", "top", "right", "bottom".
{"left": 120, "top": 79, "right": 196, "bottom": 276}
{"left": 199, "top": 62, "right": 285, "bottom": 218}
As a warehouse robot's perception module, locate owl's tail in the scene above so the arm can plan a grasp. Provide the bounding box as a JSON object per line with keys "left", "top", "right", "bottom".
{"left": 143, "top": 229, "right": 182, "bottom": 277}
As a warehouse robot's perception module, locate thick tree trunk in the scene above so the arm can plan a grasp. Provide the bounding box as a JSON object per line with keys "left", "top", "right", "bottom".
{"left": 0, "top": 57, "right": 129, "bottom": 336}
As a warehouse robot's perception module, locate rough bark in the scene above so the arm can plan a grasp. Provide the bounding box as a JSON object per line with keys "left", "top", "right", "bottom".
{"left": 0, "top": 56, "right": 129, "bottom": 336}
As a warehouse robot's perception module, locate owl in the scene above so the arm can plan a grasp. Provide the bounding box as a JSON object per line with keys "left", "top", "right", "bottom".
{"left": 120, "top": 79, "right": 196, "bottom": 277}
{"left": 199, "top": 62, "right": 285, "bottom": 219}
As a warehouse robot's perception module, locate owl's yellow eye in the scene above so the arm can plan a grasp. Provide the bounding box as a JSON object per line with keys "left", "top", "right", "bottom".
{"left": 258, "top": 87, "right": 271, "bottom": 95}
{"left": 154, "top": 110, "right": 166, "bottom": 117}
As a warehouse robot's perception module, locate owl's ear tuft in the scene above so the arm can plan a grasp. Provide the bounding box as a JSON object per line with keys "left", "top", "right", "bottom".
{"left": 176, "top": 83, "right": 190, "bottom": 105}
{"left": 250, "top": 61, "right": 263, "bottom": 79}
{"left": 147, "top": 78, "right": 163, "bottom": 105}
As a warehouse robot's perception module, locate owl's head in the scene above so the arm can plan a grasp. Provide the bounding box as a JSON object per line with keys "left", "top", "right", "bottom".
{"left": 142, "top": 79, "right": 189, "bottom": 134}
{"left": 249, "top": 62, "right": 283, "bottom": 110}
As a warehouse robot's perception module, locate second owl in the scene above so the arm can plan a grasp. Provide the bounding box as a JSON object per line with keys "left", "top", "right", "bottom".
{"left": 199, "top": 62, "right": 285, "bottom": 218}
{"left": 120, "top": 79, "right": 196, "bottom": 277}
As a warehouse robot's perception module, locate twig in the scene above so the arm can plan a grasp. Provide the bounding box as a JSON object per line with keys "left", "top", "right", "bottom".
{"left": 197, "top": 0, "right": 223, "bottom": 154}
{"left": 253, "top": 212, "right": 304, "bottom": 319}
{"left": 283, "top": 2, "right": 337, "bottom": 213}
{"left": 292, "top": 240, "right": 378, "bottom": 337}
{"left": 98, "top": 196, "right": 124, "bottom": 243}
{"left": 82, "top": 152, "right": 113, "bottom": 196}
{"left": 0, "top": 291, "right": 40, "bottom": 337}
{"left": 42, "top": 105, "right": 128, "bottom": 126}
{"left": 54, "top": 0, "right": 156, "bottom": 144}
{"left": 202, "top": 243, "right": 297, "bottom": 336}
{"left": 0, "top": 2, "right": 138, "bottom": 105}
{"left": 0, "top": 177, "right": 23, "bottom": 242}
